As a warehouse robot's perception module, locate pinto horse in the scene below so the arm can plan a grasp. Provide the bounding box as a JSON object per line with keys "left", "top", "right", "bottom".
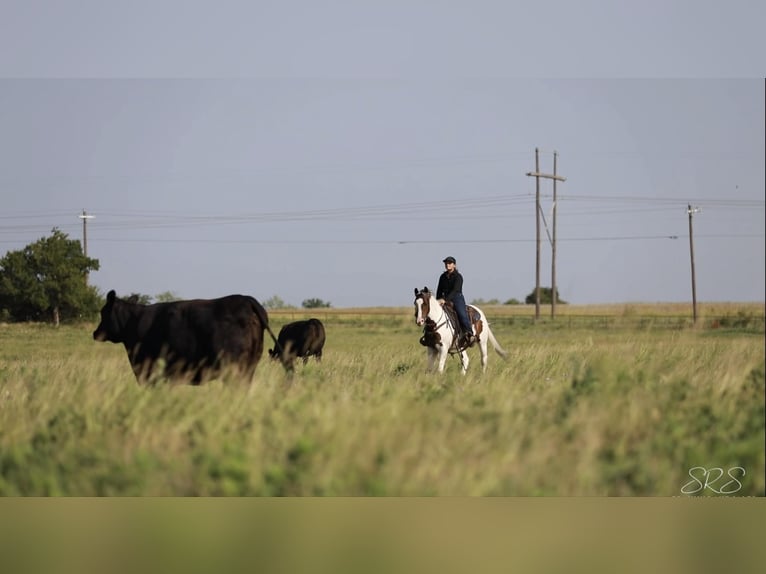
{"left": 413, "top": 287, "right": 508, "bottom": 374}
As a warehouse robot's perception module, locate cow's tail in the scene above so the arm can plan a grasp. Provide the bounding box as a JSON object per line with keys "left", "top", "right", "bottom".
{"left": 249, "top": 297, "right": 284, "bottom": 356}
{"left": 265, "top": 324, "right": 281, "bottom": 353}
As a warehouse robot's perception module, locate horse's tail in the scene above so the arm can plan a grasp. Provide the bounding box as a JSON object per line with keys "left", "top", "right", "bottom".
{"left": 485, "top": 322, "right": 508, "bottom": 359}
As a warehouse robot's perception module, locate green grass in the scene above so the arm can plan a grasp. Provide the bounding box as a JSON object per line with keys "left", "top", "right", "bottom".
{"left": 0, "top": 312, "right": 763, "bottom": 496}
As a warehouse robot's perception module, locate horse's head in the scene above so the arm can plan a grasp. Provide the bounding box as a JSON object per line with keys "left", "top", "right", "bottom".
{"left": 413, "top": 287, "right": 431, "bottom": 326}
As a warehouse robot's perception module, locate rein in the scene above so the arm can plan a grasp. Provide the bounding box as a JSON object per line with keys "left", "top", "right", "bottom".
{"left": 427, "top": 296, "right": 454, "bottom": 332}
{"left": 418, "top": 292, "right": 458, "bottom": 346}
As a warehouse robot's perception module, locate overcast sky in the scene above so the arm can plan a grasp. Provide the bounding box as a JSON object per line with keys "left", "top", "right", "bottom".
{"left": 1, "top": 1, "right": 764, "bottom": 308}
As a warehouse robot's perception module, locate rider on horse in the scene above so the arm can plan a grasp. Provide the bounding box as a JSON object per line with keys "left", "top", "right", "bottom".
{"left": 436, "top": 256, "right": 475, "bottom": 347}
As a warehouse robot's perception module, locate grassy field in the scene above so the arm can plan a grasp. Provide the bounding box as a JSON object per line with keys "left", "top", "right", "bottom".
{"left": 0, "top": 303, "right": 763, "bottom": 496}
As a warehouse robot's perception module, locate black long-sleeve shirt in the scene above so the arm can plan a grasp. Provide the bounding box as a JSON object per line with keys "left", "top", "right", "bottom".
{"left": 436, "top": 270, "right": 464, "bottom": 302}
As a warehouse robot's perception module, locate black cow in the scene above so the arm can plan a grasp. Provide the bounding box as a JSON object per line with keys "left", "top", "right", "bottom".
{"left": 268, "top": 319, "right": 326, "bottom": 371}
{"left": 93, "top": 290, "right": 279, "bottom": 384}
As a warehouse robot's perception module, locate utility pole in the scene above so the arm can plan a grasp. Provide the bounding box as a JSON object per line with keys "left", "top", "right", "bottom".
{"left": 526, "top": 149, "right": 566, "bottom": 321}
{"left": 687, "top": 204, "right": 700, "bottom": 325}
{"left": 551, "top": 151, "right": 559, "bottom": 319}
{"left": 534, "top": 148, "right": 541, "bottom": 320}
{"left": 79, "top": 209, "right": 94, "bottom": 283}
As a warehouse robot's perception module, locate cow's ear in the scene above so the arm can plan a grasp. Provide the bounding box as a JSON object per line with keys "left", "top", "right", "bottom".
{"left": 107, "top": 290, "right": 116, "bottom": 303}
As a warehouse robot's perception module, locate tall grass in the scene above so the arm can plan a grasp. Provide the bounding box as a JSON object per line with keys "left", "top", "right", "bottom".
{"left": 0, "top": 312, "right": 763, "bottom": 496}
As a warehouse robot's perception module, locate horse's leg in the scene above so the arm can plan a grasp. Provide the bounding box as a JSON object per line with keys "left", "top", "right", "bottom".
{"left": 426, "top": 347, "right": 438, "bottom": 372}
{"left": 459, "top": 349, "right": 470, "bottom": 375}
{"left": 479, "top": 332, "right": 489, "bottom": 373}
{"left": 437, "top": 345, "right": 449, "bottom": 373}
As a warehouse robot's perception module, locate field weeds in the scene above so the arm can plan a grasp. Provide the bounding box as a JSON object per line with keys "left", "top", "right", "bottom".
{"left": 0, "top": 305, "right": 763, "bottom": 496}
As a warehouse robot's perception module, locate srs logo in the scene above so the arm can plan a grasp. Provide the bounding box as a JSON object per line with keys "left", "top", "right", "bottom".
{"left": 680, "top": 466, "right": 745, "bottom": 495}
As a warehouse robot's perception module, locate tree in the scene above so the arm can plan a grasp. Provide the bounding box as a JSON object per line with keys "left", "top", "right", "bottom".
{"left": 155, "top": 291, "right": 180, "bottom": 303}
{"left": 302, "top": 298, "right": 331, "bottom": 309}
{"left": 524, "top": 287, "right": 567, "bottom": 305}
{"left": 0, "top": 228, "right": 101, "bottom": 325}
{"left": 127, "top": 293, "right": 153, "bottom": 305}
{"left": 119, "top": 292, "right": 179, "bottom": 305}
{"left": 264, "top": 295, "right": 295, "bottom": 309}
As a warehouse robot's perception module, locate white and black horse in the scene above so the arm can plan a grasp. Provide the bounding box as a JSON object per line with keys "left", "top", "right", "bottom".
{"left": 413, "top": 287, "right": 508, "bottom": 374}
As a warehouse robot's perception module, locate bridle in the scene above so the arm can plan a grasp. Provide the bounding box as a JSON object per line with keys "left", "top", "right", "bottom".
{"left": 415, "top": 289, "right": 448, "bottom": 330}
{"left": 414, "top": 290, "right": 428, "bottom": 326}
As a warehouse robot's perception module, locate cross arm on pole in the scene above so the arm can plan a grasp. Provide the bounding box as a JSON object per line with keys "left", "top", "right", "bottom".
{"left": 526, "top": 172, "right": 567, "bottom": 182}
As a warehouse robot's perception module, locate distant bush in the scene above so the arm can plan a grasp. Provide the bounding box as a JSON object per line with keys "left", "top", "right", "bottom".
{"left": 470, "top": 298, "right": 500, "bottom": 306}
{"left": 504, "top": 298, "right": 521, "bottom": 305}
{"left": 126, "top": 293, "right": 153, "bottom": 305}
{"left": 121, "top": 292, "right": 180, "bottom": 305}
{"left": 524, "top": 287, "right": 568, "bottom": 305}
{"left": 264, "top": 295, "right": 296, "bottom": 310}
{"left": 302, "top": 298, "right": 331, "bottom": 309}
{"left": 155, "top": 291, "right": 181, "bottom": 303}
{"left": 717, "top": 310, "right": 758, "bottom": 329}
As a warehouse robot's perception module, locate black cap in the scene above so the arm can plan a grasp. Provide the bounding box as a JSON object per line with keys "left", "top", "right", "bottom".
{"left": 443, "top": 256, "right": 456, "bottom": 264}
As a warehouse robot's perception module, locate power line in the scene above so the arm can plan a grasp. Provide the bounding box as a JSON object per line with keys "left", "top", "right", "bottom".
{"left": 0, "top": 190, "right": 762, "bottom": 247}
{"left": 561, "top": 194, "right": 764, "bottom": 207}
{"left": 0, "top": 192, "right": 761, "bottom": 224}
{"left": 0, "top": 232, "right": 762, "bottom": 247}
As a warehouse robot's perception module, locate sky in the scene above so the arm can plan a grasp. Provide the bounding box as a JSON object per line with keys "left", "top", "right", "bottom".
{"left": 1, "top": 1, "right": 764, "bottom": 308}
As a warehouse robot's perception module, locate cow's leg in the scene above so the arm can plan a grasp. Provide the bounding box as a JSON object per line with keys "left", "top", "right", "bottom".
{"left": 131, "top": 358, "right": 154, "bottom": 385}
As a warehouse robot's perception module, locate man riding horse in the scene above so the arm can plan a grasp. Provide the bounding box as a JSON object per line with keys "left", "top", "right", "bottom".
{"left": 413, "top": 287, "right": 508, "bottom": 374}
{"left": 436, "top": 256, "right": 475, "bottom": 347}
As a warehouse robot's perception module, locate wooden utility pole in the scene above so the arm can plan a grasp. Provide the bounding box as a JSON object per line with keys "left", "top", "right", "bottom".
{"left": 79, "top": 209, "right": 94, "bottom": 283}
{"left": 551, "top": 151, "right": 559, "bottom": 319}
{"left": 526, "top": 149, "right": 566, "bottom": 321}
{"left": 687, "top": 204, "right": 700, "bottom": 324}
{"left": 534, "top": 149, "right": 541, "bottom": 320}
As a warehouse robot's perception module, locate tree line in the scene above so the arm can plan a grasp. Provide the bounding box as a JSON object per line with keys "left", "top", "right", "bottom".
{"left": 0, "top": 229, "right": 563, "bottom": 325}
